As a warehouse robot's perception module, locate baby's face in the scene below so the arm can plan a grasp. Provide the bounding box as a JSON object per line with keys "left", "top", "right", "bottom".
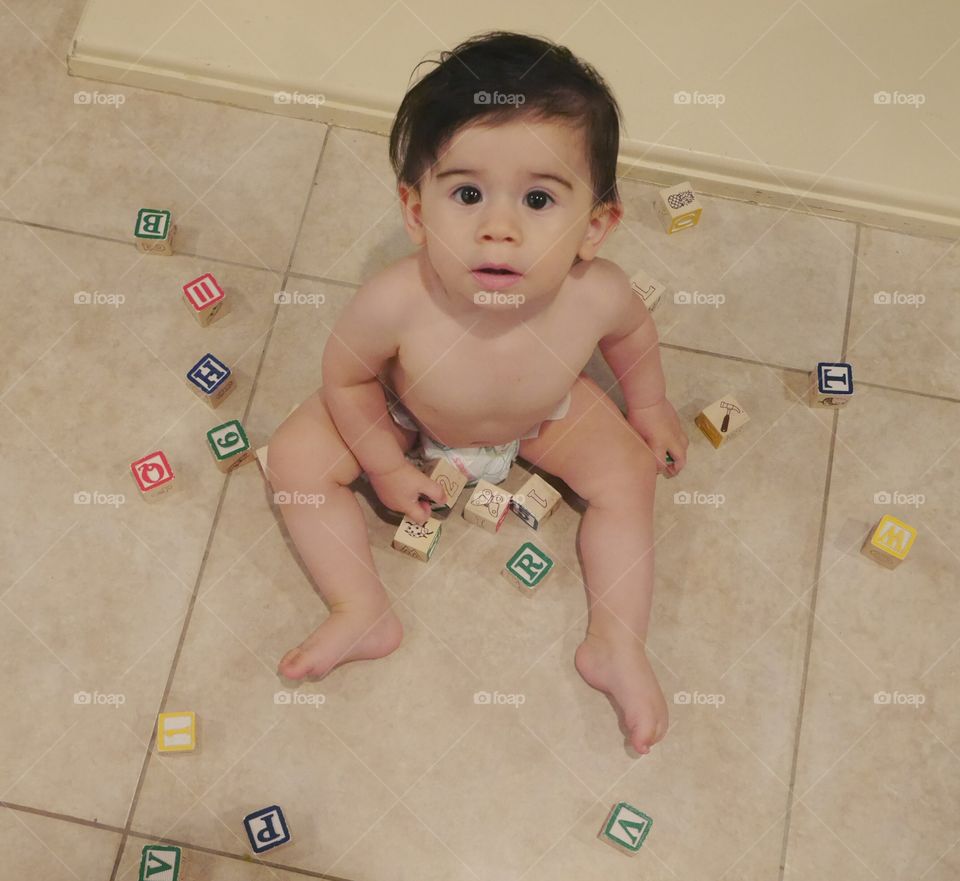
{"left": 399, "top": 117, "right": 620, "bottom": 313}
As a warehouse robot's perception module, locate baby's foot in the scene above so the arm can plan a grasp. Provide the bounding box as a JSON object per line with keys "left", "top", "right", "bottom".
{"left": 278, "top": 603, "right": 403, "bottom": 680}
{"left": 574, "top": 632, "right": 668, "bottom": 755}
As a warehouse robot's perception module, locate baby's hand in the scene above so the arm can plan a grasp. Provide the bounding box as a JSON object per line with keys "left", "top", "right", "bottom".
{"left": 367, "top": 461, "right": 446, "bottom": 523}
{"left": 628, "top": 398, "right": 688, "bottom": 477}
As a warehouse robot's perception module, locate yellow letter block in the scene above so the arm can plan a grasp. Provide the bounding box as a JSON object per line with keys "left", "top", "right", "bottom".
{"left": 861, "top": 514, "right": 917, "bottom": 569}
{"left": 157, "top": 711, "right": 196, "bottom": 753}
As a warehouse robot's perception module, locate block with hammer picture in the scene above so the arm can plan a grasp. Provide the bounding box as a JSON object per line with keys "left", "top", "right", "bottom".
{"left": 695, "top": 396, "right": 749, "bottom": 448}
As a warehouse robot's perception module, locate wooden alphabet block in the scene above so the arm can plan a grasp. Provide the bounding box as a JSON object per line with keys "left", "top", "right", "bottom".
{"left": 695, "top": 396, "right": 749, "bottom": 448}
{"left": 182, "top": 272, "right": 227, "bottom": 326}
{"left": 598, "top": 802, "right": 653, "bottom": 854}
{"left": 463, "top": 479, "right": 511, "bottom": 533}
{"left": 629, "top": 269, "right": 666, "bottom": 313}
{"left": 861, "top": 514, "right": 917, "bottom": 569}
{"left": 243, "top": 804, "right": 292, "bottom": 853}
{"left": 156, "top": 711, "right": 196, "bottom": 753}
{"left": 186, "top": 352, "right": 235, "bottom": 408}
{"left": 207, "top": 419, "right": 254, "bottom": 472}
{"left": 655, "top": 181, "right": 702, "bottom": 234}
{"left": 138, "top": 845, "right": 181, "bottom": 881}
{"left": 509, "top": 473, "right": 561, "bottom": 530}
{"left": 502, "top": 541, "right": 554, "bottom": 594}
{"left": 422, "top": 456, "right": 468, "bottom": 511}
{"left": 392, "top": 515, "right": 442, "bottom": 561}
{"left": 131, "top": 450, "right": 175, "bottom": 501}
{"left": 809, "top": 361, "right": 854, "bottom": 407}
{"left": 134, "top": 208, "right": 175, "bottom": 255}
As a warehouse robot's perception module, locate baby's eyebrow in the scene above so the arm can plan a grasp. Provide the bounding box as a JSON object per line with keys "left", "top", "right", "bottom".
{"left": 435, "top": 167, "right": 574, "bottom": 190}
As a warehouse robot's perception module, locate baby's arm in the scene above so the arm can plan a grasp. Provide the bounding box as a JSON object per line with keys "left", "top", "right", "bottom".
{"left": 596, "top": 261, "right": 689, "bottom": 473}
{"left": 321, "top": 277, "right": 410, "bottom": 477}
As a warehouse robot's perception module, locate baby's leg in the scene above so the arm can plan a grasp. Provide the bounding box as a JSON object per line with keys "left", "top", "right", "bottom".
{"left": 518, "top": 374, "right": 668, "bottom": 755}
{"left": 266, "top": 385, "right": 420, "bottom": 679}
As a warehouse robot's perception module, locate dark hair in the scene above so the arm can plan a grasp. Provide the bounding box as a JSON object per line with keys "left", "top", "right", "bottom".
{"left": 389, "top": 31, "right": 623, "bottom": 209}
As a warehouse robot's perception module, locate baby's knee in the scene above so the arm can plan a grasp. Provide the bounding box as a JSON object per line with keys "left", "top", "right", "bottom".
{"left": 267, "top": 414, "right": 360, "bottom": 491}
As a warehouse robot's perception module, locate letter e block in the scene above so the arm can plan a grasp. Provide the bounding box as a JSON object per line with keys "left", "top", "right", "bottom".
{"left": 156, "top": 711, "right": 196, "bottom": 753}
{"left": 182, "top": 273, "right": 226, "bottom": 326}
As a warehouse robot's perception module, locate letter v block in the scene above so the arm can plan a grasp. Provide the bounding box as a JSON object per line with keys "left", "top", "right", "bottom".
{"left": 138, "top": 844, "right": 181, "bottom": 880}
{"left": 244, "top": 804, "right": 292, "bottom": 853}
{"left": 598, "top": 802, "right": 652, "bottom": 855}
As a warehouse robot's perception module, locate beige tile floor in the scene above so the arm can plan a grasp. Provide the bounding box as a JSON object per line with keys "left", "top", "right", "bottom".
{"left": 2, "top": 3, "right": 959, "bottom": 880}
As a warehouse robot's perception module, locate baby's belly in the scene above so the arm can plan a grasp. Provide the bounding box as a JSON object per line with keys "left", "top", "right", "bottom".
{"left": 381, "top": 365, "right": 557, "bottom": 448}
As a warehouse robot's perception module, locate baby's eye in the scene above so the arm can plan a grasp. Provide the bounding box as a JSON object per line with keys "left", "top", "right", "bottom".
{"left": 453, "top": 185, "right": 482, "bottom": 205}
{"left": 526, "top": 190, "right": 554, "bottom": 210}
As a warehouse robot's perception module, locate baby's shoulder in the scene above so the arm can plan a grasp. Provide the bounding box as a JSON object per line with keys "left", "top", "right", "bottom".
{"left": 566, "top": 257, "right": 636, "bottom": 334}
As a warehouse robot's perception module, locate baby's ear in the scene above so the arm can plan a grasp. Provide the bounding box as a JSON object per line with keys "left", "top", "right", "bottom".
{"left": 398, "top": 184, "right": 427, "bottom": 245}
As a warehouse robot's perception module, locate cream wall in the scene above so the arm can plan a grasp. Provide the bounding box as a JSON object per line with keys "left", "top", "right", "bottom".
{"left": 67, "top": 0, "right": 960, "bottom": 236}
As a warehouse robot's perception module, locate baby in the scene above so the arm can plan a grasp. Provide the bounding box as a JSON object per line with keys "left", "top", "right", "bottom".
{"left": 267, "top": 31, "right": 688, "bottom": 755}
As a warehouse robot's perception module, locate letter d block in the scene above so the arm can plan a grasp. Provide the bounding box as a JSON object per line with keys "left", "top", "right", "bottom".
{"left": 186, "top": 353, "right": 235, "bottom": 408}
{"left": 138, "top": 845, "right": 181, "bottom": 881}
{"left": 598, "top": 802, "right": 653, "bottom": 855}
{"left": 655, "top": 181, "right": 702, "bottom": 234}
{"left": 157, "top": 711, "right": 196, "bottom": 753}
{"left": 134, "top": 208, "right": 175, "bottom": 255}
{"left": 207, "top": 419, "right": 254, "bottom": 473}
{"left": 244, "top": 804, "right": 291, "bottom": 854}
{"left": 502, "top": 541, "right": 554, "bottom": 594}
{"left": 860, "top": 513, "right": 917, "bottom": 569}
{"left": 392, "top": 515, "right": 442, "bottom": 562}
{"left": 463, "top": 479, "right": 511, "bottom": 533}
{"left": 131, "top": 450, "right": 175, "bottom": 501}
{"left": 509, "top": 473, "right": 561, "bottom": 530}
{"left": 182, "top": 272, "right": 227, "bottom": 326}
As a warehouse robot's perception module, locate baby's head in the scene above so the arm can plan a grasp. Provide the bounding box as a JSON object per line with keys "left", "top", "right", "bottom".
{"left": 389, "top": 31, "right": 624, "bottom": 313}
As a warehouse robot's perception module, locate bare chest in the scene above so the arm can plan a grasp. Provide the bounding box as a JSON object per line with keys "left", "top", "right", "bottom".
{"left": 384, "top": 285, "right": 599, "bottom": 446}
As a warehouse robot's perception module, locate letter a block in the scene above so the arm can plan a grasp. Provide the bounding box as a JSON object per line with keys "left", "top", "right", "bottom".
{"left": 207, "top": 419, "right": 254, "bottom": 473}
{"left": 463, "top": 479, "right": 511, "bottom": 533}
{"left": 182, "top": 273, "right": 226, "bottom": 326}
{"left": 598, "top": 802, "right": 653, "bottom": 855}
{"left": 134, "top": 208, "right": 175, "bottom": 255}
{"left": 695, "top": 396, "right": 749, "bottom": 448}
{"left": 243, "top": 804, "right": 291, "bottom": 854}
{"left": 861, "top": 514, "right": 917, "bottom": 569}
{"left": 138, "top": 845, "right": 181, "bottom": 881}
{"left": 186, "top": 353, "right": 235, "bottom": 408}
{"left": 809, "top": 361, "right": 854, "bottom": 408}
{"left": 510, "top": 473, "right": 561, "bottom": 530}
{"left": 630, "top": 269, "right": 667, "bottom": 313}
{"left": 502, "top": 542, "right": 554, "bottom": 595}
{"left": 655, "top": 181, "right": 702, "bottom": 234}
{"left": 131, "top": 450, "right": 175, "bottom": 501}
{"left": 392, "top": 515, "right": 442, "bottom": 562}
{"left": 156, "top": 711, "right": 196, "bottom": 753}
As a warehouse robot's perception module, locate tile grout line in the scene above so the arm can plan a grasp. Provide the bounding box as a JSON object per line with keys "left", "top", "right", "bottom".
{"left": 774, "top": 222, "right": 861, "bottom": 880}
{"left": 106, "top": 127, "right": 333, "bottom": 881}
